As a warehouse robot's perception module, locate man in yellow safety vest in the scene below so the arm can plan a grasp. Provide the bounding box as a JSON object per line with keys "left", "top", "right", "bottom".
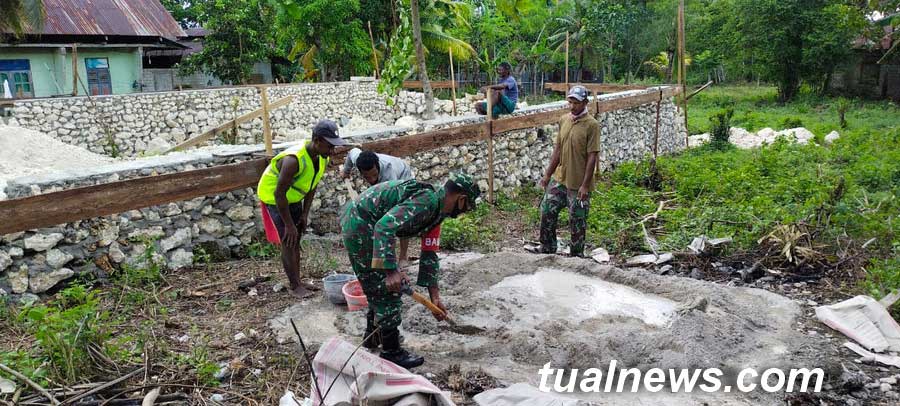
{"left": 257, "top": 119, "right": 348, "bottom": 298}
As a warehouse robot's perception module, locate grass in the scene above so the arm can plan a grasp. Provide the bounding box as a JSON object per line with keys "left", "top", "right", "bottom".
{"left": 584, "top": 85, "right": 899, "bottom": 301}
{"left": 687, "top": 85, "right": 900, "bottom": 136}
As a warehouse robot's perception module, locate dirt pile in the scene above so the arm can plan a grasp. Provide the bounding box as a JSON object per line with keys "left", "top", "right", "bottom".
{"left": 0, "top": 124, "right": 114, "bottom": 182}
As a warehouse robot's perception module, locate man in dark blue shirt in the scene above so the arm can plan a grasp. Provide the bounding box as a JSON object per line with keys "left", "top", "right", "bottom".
{"left": 475, "top": 61, "right": 518, "bottom": 118}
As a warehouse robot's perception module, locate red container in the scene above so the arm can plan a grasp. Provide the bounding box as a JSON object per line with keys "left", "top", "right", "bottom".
{"left": 341, "top": 280, "right": 368, "bottom": 311}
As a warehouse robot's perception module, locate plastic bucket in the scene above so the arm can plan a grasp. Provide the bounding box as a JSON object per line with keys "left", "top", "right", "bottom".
{"left": 342, "top": 280, "right": 368, "bottom": 311}
{"left": 323, "top": 273, "right": 357, "bottom": 304}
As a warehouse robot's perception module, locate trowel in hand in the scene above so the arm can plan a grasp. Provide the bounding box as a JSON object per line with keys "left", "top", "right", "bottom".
{"left": 400, "top": 283, "right": 485, "bottom": 335}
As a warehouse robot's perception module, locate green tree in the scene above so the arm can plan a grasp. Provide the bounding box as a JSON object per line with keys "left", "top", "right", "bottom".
{"left": 270, "top": 0, "right": 373, "bottom": 81}
{"left": 723, "top": 0, "right": 865, "bottom": 101}
{"left": 180, "top": 0, "right": 275, "bottom": 85}
{"left": 411, "top": 0, "right": 435, "bottom": 118}
{"left": 0, "top": 0, "right": 44, "bottom": 36}
{"left": 159, "top": 0, "right": 202, "bottom": 28}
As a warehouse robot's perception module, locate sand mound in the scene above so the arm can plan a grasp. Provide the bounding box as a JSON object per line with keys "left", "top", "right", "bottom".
{"left": 0, "top": 125, "right": 114, "bottom": 182}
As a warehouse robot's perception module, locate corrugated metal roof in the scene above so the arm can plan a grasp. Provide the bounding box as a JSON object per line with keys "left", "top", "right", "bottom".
{"left": 28, "top": 0, "right": 186, "bottom": 39}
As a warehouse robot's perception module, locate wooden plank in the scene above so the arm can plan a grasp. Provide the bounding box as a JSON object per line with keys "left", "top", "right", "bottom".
{"left": 492, "top": 87, "right": 677, "bottom": 134}
{"left": 357, "top": 123, "right": 484, "bottom": 158}
{"left": 0, "top": 160, "right": 268, "bottom": 235}
{"left": 260, "top": 88, "right": 273, "bottom": 155}
{"left": 565, "top": 32, "right": 569, "bottom": 88}
{"left": 402, "top": 80, "right": 456, "bottom": 89}
{"left": 368, "top": 21, "right": 380, "bottom": 79}
{"left": 71, "top": 44, "right": 78, "bottom": 96}
{"left": 449, "top": 49, "right": 457, "bottom": 116}
{"left": 0, "top": 87, "right": 683, "bottom": 234}
{"left": 166, "top": 95, "right": 293, "bottom": 153}
{"left": 486, "top": 89, "right": 494, "bottom": 203}
{"left": 544, "top": 82, "right": 649, "bottom": 93}
{"left": 686, "top": 80, "right": 713, "bottom": 100}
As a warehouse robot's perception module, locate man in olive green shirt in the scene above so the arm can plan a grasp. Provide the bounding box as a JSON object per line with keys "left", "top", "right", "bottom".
{"left": 538, "top": 85, "right": 600, "bottom": 257}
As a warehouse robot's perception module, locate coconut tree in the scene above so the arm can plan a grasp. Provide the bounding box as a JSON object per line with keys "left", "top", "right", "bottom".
{"left": 0, "top": 0, "right": 44, "bottom": 36}
{"left": 411, "top": 0, "right": 435, "bottom": 118}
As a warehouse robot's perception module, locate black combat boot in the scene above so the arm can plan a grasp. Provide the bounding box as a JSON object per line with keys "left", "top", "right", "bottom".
{"left": 362, "top": 309, "right": 381, "bottom": 350}
{"left": 379, "top": 328, "right": 424, "bottom": 369}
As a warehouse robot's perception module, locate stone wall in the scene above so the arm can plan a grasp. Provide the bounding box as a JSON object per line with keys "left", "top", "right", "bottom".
{"left": 6, "top": 79, "right": 403, "bottom": 157}
{"left": 0, "top": 87, "right": 686, "bottom": 299}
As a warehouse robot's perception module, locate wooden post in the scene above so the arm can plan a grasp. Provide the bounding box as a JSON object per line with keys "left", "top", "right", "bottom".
{"left": 71, "top": 44, "right": 78, "bottom": 96}
{"left": 654, "top": 89, "right": 662, "bottom": 159}
{"left": 677, "top": 0, "right": 689, "bottom": 144}
{"left": 449, "top": 48, "right": 458, "bottom": 116}
{"left": 564, "top": 32, "right": 570, "bottom": 90}
{"left": 486, "top": 88, "right": 494, "bottom": 203}
{"left": 260, "top": 87, "right": 273, "bottom": 155}
{"left": 368, "top": 21, "right": 380, "bottom": 79}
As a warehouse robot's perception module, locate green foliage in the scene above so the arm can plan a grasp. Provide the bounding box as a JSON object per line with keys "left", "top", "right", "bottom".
{"left": 247, "top": 240, "right": 279, "bottom": 259}
{"left": 779, "top": 116, "right": 804, "bottom": 129}
{"left": 709, "top": 108, "right": 734, "bottom": 148}
{"left": 836, "top": 97, "right": 851, "bottom": 129}
{"left": 864, "top": 244, "right": 900, "bottom": 302}
{"left": 0, "top": 0, "right": 44, "bottom": 37}
{"left": 173, "top": 344, "right": 220, "bottom": 387}
{"left": 16, "top": 286, "right": 117, "bottom": 383}
{"left": 159, "top": 0, "right": 201, "bottom": 28}
{"left": 441, "top": 202, "right": 496, "bottom": 251}
{"left": 299, "top": 241, "right": 340, "bottom": 278}
{"left": 596, "top": 86, "right": 899, "bottom": 294}
{"left": 180, "top": 0, "right": 275, "bottom": 85}
{"left": 705, "top": 0, "right": 866, "bottom": 101}
{"left": 378, "top": 2, "right": 415, "bottom": 102}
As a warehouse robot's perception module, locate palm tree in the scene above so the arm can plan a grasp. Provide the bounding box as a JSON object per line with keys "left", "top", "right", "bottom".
{"left": 418, "top": 0, "right": 476, "bottom": 60}
{"left": 549, "top": 0, "right": 591, "bottom": 82}
{"left": 411, "top": 0, "right": 435, "bottom": 118}
{"left": 0, "top": 0, "right": 45, "bottom": 36}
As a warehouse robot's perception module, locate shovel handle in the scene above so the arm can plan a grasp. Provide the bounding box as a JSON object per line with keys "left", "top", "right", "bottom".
{"left": 410, "top": 291, "right": 449, "bottom": 319}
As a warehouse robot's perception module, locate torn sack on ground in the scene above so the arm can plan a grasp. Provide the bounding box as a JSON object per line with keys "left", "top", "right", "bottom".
{"left": 815, "top": 295, "right": 900, "bottom": 352}
{"left": 310, "top": 336, "right": 455, "bottom": 406}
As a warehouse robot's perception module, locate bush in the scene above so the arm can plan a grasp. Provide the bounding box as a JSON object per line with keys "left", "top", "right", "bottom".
{"left": 779, "top": 116, "right": 804, "bottom": 129}
{"left": 441, "top": 203, "right": 495, "bottom": 251}
{"left": 16, "top": 286, "right": 118, "bottom": 383}
{"left": 708, "top": 108, "right": 734, "bottom": 149}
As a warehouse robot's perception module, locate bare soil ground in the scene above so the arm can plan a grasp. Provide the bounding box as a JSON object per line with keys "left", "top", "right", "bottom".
{"left": 2, "top": 200, "right": 897, "bottom": 405}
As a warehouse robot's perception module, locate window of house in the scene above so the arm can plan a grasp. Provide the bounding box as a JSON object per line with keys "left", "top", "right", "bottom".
{"left": 85, "top": 57, "right": 112, "bottom": 95}
{"left": 0, "top": 59, "right": 34, "bottom": 98}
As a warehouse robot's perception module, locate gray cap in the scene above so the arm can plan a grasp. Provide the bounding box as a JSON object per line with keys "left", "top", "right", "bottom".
{"left": 567, "top": 85, "right": 588, "bottom": 101}
{"left": 312, "top": 119, "right": 348, "bottom": 146}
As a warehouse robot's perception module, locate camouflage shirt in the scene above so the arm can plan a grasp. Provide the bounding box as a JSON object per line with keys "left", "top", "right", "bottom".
{"left": 352, "top": 179, "right": 446, "bottom": 272}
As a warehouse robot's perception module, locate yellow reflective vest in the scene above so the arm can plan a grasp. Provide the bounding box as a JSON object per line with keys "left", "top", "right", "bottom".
{"left": 257, "top": 141, "right": 329, "bottom": 205}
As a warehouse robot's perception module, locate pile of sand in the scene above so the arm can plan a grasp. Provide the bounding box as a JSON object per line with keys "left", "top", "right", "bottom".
{"left": 0, "top": 125, "right": 114, "bottom": 183}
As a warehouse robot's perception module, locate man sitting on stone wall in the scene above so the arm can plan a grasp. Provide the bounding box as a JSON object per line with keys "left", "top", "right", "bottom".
{"left": 474, "top": 62, "right": 519, "bottom": 118}
{"left": 257, "top": 120, "right": 348, "bottom": 298}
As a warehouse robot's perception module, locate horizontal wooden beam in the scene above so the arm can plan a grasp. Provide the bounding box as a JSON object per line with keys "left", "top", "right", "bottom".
{"left": 0, "top": 88, "right": 680, "bottom": 234}
{"left": 544, "top": 82, "right": 650, "bottom": 93}
{"left": 0, "top": 160, "right": 268, "bottom": 235}
{"left": 402, "top": 80, "right": 457, "bottom": 89}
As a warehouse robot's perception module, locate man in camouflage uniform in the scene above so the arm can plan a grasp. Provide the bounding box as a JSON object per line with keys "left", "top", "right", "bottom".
{"left": 341, "top": 173, "right": 480, "bottom": 369}
{"left": 538, "top": 85, "right": 600, "bottom": 257}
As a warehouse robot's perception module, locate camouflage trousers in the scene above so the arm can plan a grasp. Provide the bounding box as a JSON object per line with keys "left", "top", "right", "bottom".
{"left": 539, "top": 179, "right": 591, "bottom": 256}
{"left": 341, "top": 209, "right": 403, "bottom": 330}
